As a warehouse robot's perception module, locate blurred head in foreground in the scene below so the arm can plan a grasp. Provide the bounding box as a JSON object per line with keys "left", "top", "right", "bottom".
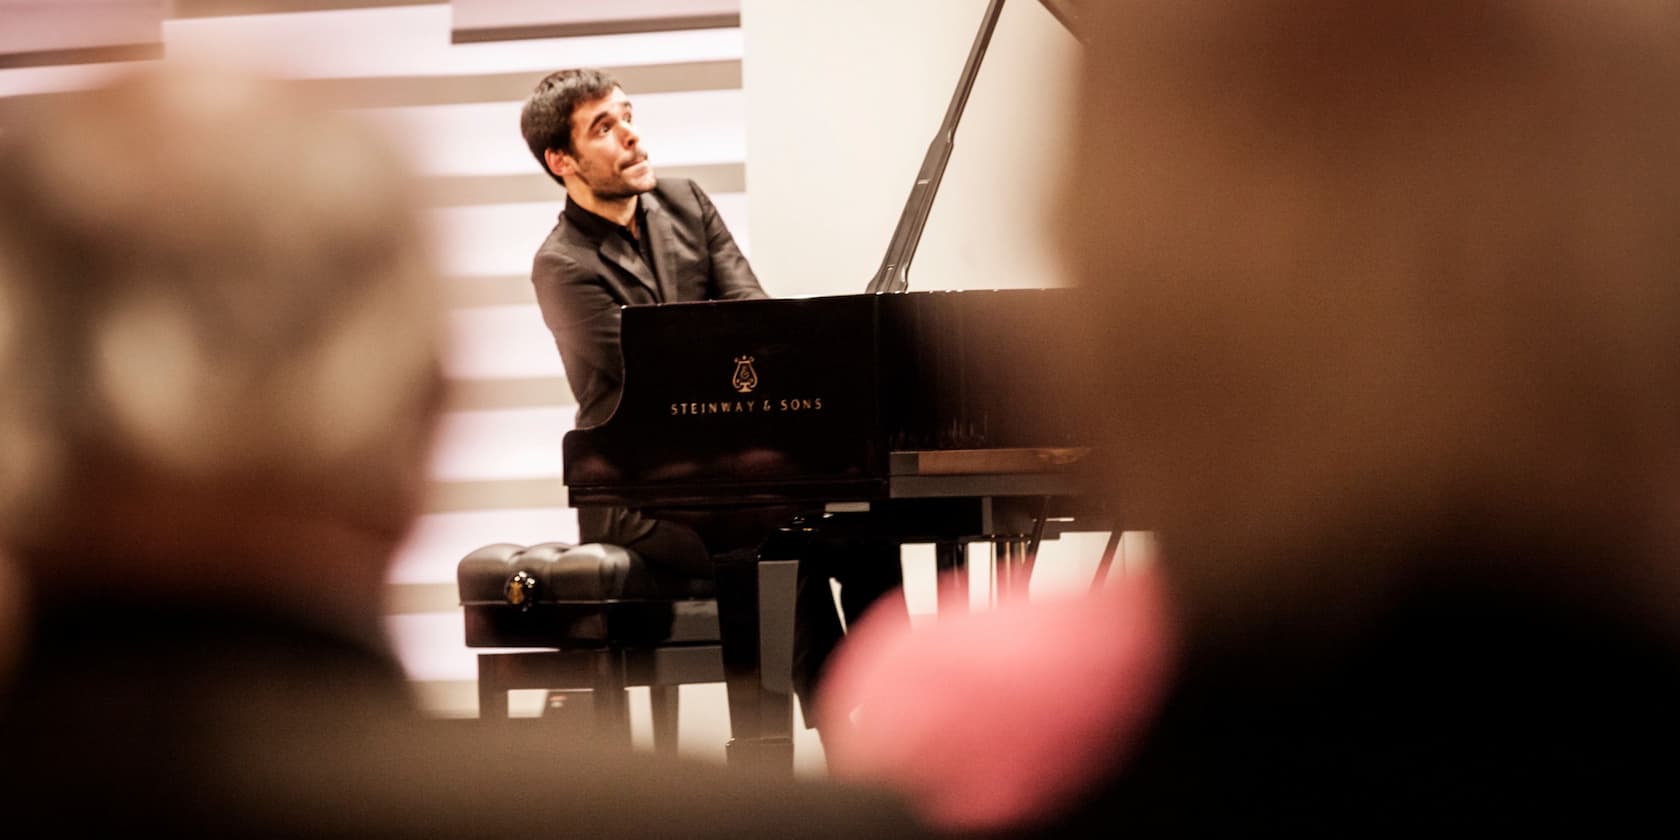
{"left": 0, "top": 64, "right": 942, "bottom": 840}
{"left": 0, "top": 64, "right": 442, "bottom": 636}
{"left": 1068, "top": 0, "right": 1680, "bottom": 653}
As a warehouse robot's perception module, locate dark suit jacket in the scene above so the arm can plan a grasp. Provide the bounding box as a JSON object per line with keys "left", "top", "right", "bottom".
{"left": 532, "top": 177, "right": 766, "bottom": 431}
{"left": 532, "top": 178, "right": 769, "bottom": 559}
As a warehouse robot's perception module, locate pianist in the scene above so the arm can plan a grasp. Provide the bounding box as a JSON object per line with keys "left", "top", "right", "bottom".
{"left": 519, "top": 68, "right": 905, "bottom": 743}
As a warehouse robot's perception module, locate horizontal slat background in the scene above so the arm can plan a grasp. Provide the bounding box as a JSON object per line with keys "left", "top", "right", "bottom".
{"left": 0, "top": 1, "right": 754, "bottom": 751}
{"left": 0, "top": 0, "right": 164, "bottom": 69}
{"left": 451, "top": 0, "right": 741, "bottom": 43}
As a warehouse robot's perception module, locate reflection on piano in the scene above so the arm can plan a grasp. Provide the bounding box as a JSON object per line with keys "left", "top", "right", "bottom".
{"left": 564, "top": 290, "right": 1085, "bottom": 506}
{"left": 561, "top": 0, "right": 1099, "bottom": 771}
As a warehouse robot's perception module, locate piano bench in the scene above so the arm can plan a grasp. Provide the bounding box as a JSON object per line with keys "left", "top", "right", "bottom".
{"left": 457, "top": 542, "right": 723, "bottom": 754}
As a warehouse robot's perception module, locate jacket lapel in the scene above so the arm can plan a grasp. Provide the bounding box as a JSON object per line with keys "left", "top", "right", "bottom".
{"left": 641, "top": 191, "right": 680, "bottom": 305}
{"left": 597, "top": 231, "right": 661, "bottom": 302}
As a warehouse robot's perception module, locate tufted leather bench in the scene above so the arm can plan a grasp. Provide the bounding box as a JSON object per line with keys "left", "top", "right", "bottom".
{"left": 458, "top": 542, "right": 723, "bottom": 753}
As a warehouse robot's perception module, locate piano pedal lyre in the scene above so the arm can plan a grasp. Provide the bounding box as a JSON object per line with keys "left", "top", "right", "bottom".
{"left": 991, "top": 496, "right": 1051, "bottom": 605}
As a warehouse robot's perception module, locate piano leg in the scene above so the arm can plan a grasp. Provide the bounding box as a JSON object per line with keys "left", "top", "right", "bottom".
{"left": 714, "top": 552, "right": 796, "bottom": 773}
{"left": 995, "top": 537, "right": 1033, "bottom": 603}
{"left": 935, "top": 541, "right": 967, "bottom": 615}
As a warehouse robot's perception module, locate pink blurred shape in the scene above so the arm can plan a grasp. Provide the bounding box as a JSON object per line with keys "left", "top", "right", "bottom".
{"left": 817, "top": 566, "right": 1176, "bottom": 832}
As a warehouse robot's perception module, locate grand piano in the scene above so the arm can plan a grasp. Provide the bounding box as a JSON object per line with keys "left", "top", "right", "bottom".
{"left": 562, "top": 0, "right": 1101, "bottom": 769}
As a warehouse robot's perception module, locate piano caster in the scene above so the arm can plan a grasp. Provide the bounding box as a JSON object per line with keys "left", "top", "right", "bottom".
{"left": 725, "top": 736, "right": 795, "bottom": 773}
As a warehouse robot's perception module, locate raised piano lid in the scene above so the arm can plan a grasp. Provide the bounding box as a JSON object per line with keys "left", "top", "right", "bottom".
{"left": 1036, "top": 0, "right": 1090, "bottom": 44}
{"left": 866, "top": 0, "right": 1087, "bottom": 294}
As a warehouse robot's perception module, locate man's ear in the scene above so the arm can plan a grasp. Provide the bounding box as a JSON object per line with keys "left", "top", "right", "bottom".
{"left": 544, "top": 148, "right": 573, "bottom": 180}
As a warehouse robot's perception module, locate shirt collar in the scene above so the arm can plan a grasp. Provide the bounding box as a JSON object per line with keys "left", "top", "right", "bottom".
{"left": 562, "top": 193, "right": 648, "bottom": 242}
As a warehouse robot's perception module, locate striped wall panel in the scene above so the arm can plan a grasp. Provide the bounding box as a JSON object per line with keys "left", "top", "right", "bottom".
{"left": 0, "top": 0, "right": 164, "bottom": 69}
{"left": 0, "top": 3, "right": 752, "bottom": 725}
{"left": 452, "top": 0, "right": 741, "bottom": 44}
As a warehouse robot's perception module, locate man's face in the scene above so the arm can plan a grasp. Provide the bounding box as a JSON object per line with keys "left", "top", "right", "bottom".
{"left": 556, "top": 86, "right": 656, "bottom": 201}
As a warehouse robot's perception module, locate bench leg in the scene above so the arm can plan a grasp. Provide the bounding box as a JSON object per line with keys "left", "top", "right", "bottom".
{"left": 477, "top": 655, "right": 509, "bottom": 720}
{"left": 591, "top": 650, "right": 633, "bottom": 748}
{"left": 648, "top": 685, "right": 680, "bottom": 756}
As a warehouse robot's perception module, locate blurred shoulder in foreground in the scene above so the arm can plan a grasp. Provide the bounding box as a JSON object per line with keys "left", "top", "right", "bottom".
{"left": 823, "top": 0, "right": 1680, "bottom": 832}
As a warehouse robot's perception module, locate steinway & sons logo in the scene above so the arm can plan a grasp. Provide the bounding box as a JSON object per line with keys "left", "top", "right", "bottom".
{"left": 731, "top": 355, "right": 758, "bottom": 393}
{"left": 668, "top": 354, "right": 825, "bottom": 417}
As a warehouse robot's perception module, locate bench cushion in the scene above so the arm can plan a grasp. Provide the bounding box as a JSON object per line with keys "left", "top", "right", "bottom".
{"left": 457, "top": 542, "right": 718, "bottom": 647}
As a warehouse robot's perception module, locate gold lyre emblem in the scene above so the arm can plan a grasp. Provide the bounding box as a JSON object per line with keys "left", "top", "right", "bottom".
{"left": 731, "top": 355, "right": 759, "bottom": 394}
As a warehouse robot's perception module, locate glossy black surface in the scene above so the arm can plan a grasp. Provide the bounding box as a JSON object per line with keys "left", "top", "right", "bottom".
{"left": 562, "top": 288, "right": 1082, "bottom": 508}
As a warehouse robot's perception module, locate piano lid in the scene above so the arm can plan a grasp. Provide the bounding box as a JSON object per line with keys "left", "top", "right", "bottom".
{"left": 1036, "top": 0, "right": 1090, "bottom": 44}
{"left": 864, "top": 0, "right": 1087, "bottom": 295}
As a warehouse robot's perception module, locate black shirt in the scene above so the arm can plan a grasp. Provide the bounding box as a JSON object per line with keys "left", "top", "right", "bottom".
{"left": 562, "top": 197, "right": 662, "bottom": 301}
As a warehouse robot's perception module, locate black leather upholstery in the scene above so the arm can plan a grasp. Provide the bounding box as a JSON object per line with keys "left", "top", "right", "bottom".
{"left": 457, "top": 542, "right": 726, "bottom": 746}
{"left": 457, "top": 542, "right": 719, "bottom": 647}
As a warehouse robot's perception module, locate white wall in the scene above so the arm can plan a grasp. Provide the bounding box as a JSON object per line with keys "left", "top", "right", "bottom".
{"left": 740, "top": 0, "right": 1081, "bottom": 298}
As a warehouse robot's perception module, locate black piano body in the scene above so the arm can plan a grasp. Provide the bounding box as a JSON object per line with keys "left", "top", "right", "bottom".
{"left": 565, "top": 287, "right": 1088, "bottom": 505}
{"left": 561, "top": 288, "right": 1102, "bottom": 768}
{"left": 558, "top": 0, "right": 1098, "bottom": 770}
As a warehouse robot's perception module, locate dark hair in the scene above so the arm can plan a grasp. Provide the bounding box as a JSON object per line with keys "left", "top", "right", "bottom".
{"left": 520, "top": 68, "right": 620, "bottom": 187}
